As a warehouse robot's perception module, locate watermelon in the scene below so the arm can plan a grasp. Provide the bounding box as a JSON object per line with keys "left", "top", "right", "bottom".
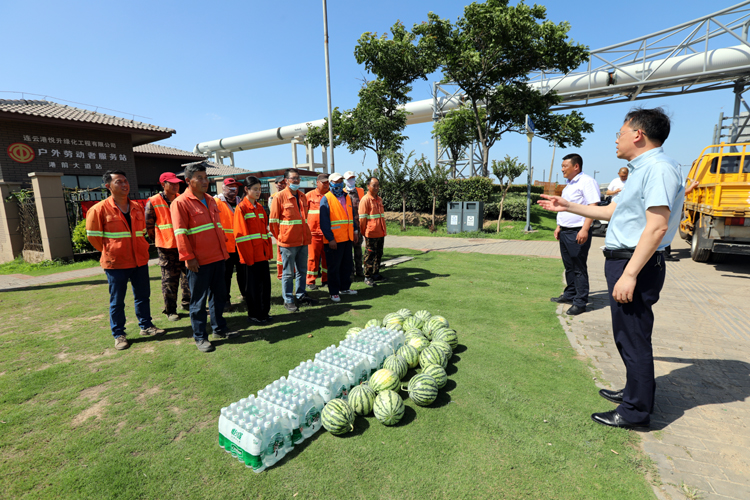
{"left": 407, "top": 336, "right": 430, "bottom": 353}
{"left": 383, "top": 313, "right": 400, "bottom": 324}
{"left": 397, "top": 308, "right": 412, "bottom": 318}
{"left": 321, "top": 399, "right": 355, "bottom": 435}
{"left": 348, "top": 385, "right": 376, "bottom": 416}
{"left": 346, "top": 327, "right": 362, "bottom": 338}
{"left": 404, "top": 328, "right": 423, "bottom": 340}
{"left": 373, "top": 390, "right": 405, "bottom": 426}
{"left": 368, "top": 369, "right": 400, "bottom": 393}
{"left": 403, "top": 316, "right": 423, "bottom": 331}
{"left": 383, "top": 354, "right": 408, "bottom": 380}
{"left": 405, "top": 373, "right": 439, "bottom": 406}
{"left": 365, "top": 319, "right": 381, "bottom": 328}
{"left": 385, "top": 320, "right": 403, "bottom": 331}
{"left": 430, "top": 340, "right": 453, "bottom": 360}
{"left": 425, "top": 318, "right": 448, "bottom": 339}
{"left": 422, "top": 365, "right": 447, "bottom": 389}
{"left": 433, "top": 328, "right": 458, "bottom": 349}
{"left": 430, "top": 315, "right": 449, "bottom": 328}
{"left": 419, "top": 345, "right": 448, "bottom": 369}
{"left": 414, "top": 310, "right": 431, "bottom": 323}
{"left": 397, "top": 344, "right": 420, "bottom": 369}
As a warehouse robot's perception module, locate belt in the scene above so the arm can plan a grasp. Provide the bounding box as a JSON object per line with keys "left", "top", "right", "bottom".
{"left": 603, "top": 248, "right": 663, "bottom": 260}
{"left": 559, "top": 226, "right": 583, "bottom": 231}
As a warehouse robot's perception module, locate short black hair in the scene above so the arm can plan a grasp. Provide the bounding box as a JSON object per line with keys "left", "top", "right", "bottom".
{"left": 624, "top": 107, "right": 671, "bottom": 146}
{"left": 284, "top": 168, "right": 300, "bottom": 180}
{"left": 103, "top": 170, "right": 127, "bottom": 185}
{"left": 562, "top": 153, "right": 583, "bottom": 170}
{"left": 368, "top": 176, "right": 379, "bottom": 186}
{"left": 244, "top": 176, "right": 261, "bottom": 189}
{"left": 184, "top": 162, "right": 207, "bottom": 180}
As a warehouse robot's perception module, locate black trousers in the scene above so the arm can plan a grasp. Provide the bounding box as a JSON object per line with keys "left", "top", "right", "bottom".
{"left": 224, "top": 251, "right": 247, "bottom": 303}
{"left": 605, "top": 252, "right": 666, "bottom": 425}
{"left": 324, "top": 240, "right": 353, "bottom": 296}
{"left": 558, "top": 227, "right": 592, "bottom": 308}
{"left": 243, "top": 260, "right": 271, "bottom": 321}
{"left": 364, "top": 236, "right": 384, "bottom": 277}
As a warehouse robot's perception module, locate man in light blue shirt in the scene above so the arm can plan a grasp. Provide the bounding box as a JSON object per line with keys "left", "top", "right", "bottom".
{"left": 538, "top": 107, "right": 684, "bottom": 430}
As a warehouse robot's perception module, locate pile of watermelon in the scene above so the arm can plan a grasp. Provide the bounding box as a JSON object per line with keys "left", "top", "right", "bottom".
{"left": 321, "top": 308, "right": 459, "bottom": 435}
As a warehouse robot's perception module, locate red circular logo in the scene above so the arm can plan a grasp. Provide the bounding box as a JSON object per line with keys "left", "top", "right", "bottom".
{"left": 8, "top": 143, "right": 35, "bottom": 163}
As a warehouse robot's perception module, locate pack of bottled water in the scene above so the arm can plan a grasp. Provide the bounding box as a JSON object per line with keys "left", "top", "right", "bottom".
{"left": 218, "top": 324, "right": 404, "bottom": 472}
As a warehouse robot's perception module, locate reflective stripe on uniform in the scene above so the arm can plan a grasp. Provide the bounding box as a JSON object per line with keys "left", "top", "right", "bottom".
{"left": 308, "top": 210, "right": 320, "bottom": 214}
{"left": 306, "top": 270, "right": 318, "bottom": 276}
{"left": 102, "top": 231, "right": 132, "bottom": 238}
{"left": 244, "top": 213, "right": 257, "bottom": 219}
{"left": 174, "top": 228, "right": 188, "bottom": 236}
{"left": 157, "top": 223, "right": 173, "bottom": 230}
{"left": 86, "top": 230, "right": 103, "bottom": 237}
{"left": 330, "top": 219, "right": 351, "bottom": 225}
{"left": 279, "top": 220, "right": 303, "bottom": 225}
{"left": 185, "top": 223, "right": 216, "bottom": 235}
{"left": 269, "top": 218, "right": 279, "bottom": 224}
{"left": 236, "top": 233, "right": 262, "bottom": 243}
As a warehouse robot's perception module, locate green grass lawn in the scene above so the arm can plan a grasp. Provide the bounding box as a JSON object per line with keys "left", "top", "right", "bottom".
{"left": 387, "top": 206, "right": 557, "bottom": 241}
{"left": 0, "top": 255, "right": 101, "bottom": 277}
{"left": 0, "top": 249, "right": 657, "bottom": 499}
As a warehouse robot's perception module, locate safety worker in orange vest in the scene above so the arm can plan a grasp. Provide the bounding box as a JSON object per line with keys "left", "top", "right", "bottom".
{"left": 86, "top": 170, "right": 165, "bottom": 351}
{"left": 215, "top": 177, "right": 247, "bottom": 310}
{"left": 358, "top": 176, "right": 388, "bottom": 287}
{"left": 171, "top": 162, "right": 232, "bottom": 353}
{"left": 319, "top": 172, "right": 358, "bottom": 303}
{"left": 145, "top": 172, "right": 191, "bottom": 321}
{"left": 269, "top": 175, "right": 287, "bottom": 281}
{"left": 234, "top": 176, "right": 274, "bottom": 325}
{"left": 305, "top": 173, "right": 329, "bottom": 291}
{"left": 343, "top": 171, "right": 364, "bottom": 278}
{"left": 269, "top": 168, "right": 319, "bottom": 313}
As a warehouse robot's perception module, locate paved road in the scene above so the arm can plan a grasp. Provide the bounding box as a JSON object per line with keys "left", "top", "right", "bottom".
{"left": 2, "top": 235, "right": 748, "bottom": 499}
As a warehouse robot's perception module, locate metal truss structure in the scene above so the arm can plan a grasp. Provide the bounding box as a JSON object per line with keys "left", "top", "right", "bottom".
{"left": 432, "top": 82, "right": 483, "bottom": 179}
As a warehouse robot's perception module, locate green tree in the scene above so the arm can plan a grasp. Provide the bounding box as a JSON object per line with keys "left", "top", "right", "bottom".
{"left": 417, "top": 155, "right": 449, "bottom": 228}
{"left": 431, "top": 104, "right": 479, "bottom": 177}
{"left": 414, "top": 0, "right": 593, "bottom": 177}
{"left": 382, "top": 150, "right": 417, "bottom": 231}
{"left": 491, "top": 156, "right": 526, "bottom": 232}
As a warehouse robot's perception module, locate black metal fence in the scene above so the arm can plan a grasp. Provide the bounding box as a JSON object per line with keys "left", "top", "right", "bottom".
{"left": 7, "top": 189, "right": 43, "bottom": 253}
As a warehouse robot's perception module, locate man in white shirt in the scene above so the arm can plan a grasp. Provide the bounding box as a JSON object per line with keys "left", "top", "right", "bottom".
{"left": 606, "top": 167, "right": 629, "bottom": 202}
{"left": 550, "top": 154, "right": 601, "bottom": 315}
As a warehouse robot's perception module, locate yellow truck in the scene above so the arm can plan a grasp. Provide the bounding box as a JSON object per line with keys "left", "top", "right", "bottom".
{"left": 680, "top": 142, "right": 750, "bottom": 262}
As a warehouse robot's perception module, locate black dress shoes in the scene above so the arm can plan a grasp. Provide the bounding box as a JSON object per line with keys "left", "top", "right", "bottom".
{"left": 591, "top": 410, "right": 648, "bottom": 429}
{"left": 566, "top": 305, "right": 586, "bottom": 315}
{"left": 599, "top": 388, "right": 623, "bottom": 404}
{"left": 550, "top": 295, "right": 573, "bottom": 304}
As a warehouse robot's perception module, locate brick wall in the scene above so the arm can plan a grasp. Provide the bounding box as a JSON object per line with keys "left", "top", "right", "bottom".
{"left": 0, "top": 120, "right": 140, "bottom": 193}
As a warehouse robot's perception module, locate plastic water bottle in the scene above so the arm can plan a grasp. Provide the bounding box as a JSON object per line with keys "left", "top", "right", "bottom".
{"left": 219, "top": 407, "right": 231, "bottom": 452}
{"left": 246, "top": 425, "right": 266, "bottom": 473}
{"left": 297, "top": 393, "right": 324, "bottom": 439}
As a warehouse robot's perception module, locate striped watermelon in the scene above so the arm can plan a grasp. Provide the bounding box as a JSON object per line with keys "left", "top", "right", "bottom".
{"left": 404, "top": 328, "right": 424, "bottom": 340}
{"left": 373, "top": 390, "right": 405, "bottom": 426}
{"left": 397, "top": 308, "right": 412, "bottom": 318}
{"left": 430, "top": 315, "right": 449, "bottom": 328}
{"left": 348, "top": 385, "right": 376, "bottom": 416}
{"left": 405, "top": 374, "right": 439, "bottom": 406}
{"left": 407, "top": 336, "right": 430, "bottom": 353}
{"left": 433, "top": 328, "right": 458, "bottom": 349}
{"left": 368, "top": 369, "right": 400, "bottom": 393}
{"left": 321, "top": 399, "right": 355, "bottom": 435}
{"left": 419, "top": 345, "right": 448, "bottom": 369}
{"left": 346, "top": 327, "right": 362, "bottom": 338}
{"left": 403, "top": 316, "right": 423, "bottom": 331}
{"left": 414, "top": 310, "right": 431, "bottom": 323}
{"left": 385, "top": 320, "right": 404, "bottom": 331}
{"left": 425, "top": 318, "right": 448, "bottom": 338}
{"left": 383, "top": 354, "right": 408, "bottom": 380}
{"left": 397, "top": 344, "right": 420, "bottom": 369}
{"left": 365, "top": 319, "right": 381, "bottom": 328}
{"left": 430, "top": 339, "right": 453, "bottom": 360}
{"left": 383, "top": 313, "right": 400, "bottom": 324}
{"left": 422, "top": 365, "right": 447, "bottom": 389}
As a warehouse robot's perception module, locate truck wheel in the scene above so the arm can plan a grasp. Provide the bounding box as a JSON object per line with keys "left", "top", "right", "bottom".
{"left": 690, "top": 219, "right": 711, "bottom": 262}
{"left": 678, "top": 217, "right": 690, "bottom": 240}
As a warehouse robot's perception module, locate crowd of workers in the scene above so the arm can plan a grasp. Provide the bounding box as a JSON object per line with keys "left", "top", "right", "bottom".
{"left": 85, "top": 165, "right": 386, "bottom": 353}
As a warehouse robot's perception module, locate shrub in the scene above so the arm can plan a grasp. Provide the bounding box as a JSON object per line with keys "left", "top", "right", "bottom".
{"left": 71, "top": 220, "right": 94, "bottom": 253}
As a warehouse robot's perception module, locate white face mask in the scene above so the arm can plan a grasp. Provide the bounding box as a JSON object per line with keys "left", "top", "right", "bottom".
{"left": 345, "top": 178, "right": 356, "bottom": 190}
{"left": 289, "top": 182, "right": 300, "bottom": 191}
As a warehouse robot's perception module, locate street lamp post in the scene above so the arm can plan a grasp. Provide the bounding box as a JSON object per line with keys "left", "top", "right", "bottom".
{"left": 524, "top": 115, "right": 535, "bottom": 232}
{"left": 322, "top": 0, "right": 335, "bottom": 171}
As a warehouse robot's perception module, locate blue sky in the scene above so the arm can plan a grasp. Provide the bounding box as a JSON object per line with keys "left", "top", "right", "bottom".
{"left": 1, "top": 0, "right": 739, "bottom": 185}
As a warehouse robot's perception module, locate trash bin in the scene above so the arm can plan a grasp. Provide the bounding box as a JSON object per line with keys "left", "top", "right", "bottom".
{"left": 447, "top": 202, "right": 463, "bottom": 234}
{"left": 462, "top": 202, "right": 485, "bottom": 232}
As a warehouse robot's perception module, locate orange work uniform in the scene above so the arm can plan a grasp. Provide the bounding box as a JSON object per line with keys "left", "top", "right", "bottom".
{"left": 358, "top": 193, "right": 387, "bottom": 238}
{"left": 86, "top": 197, "right": 150, "bottom": 269}
{"left": 171, "top": 190, "right": 229, "bottom": 265}
{"left": 305, "top": 189, "right": 328, "bottom": 286}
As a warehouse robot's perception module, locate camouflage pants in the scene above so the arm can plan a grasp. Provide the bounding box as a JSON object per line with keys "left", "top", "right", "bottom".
{"left": 158, "top": 247, "right": 191, "bottom": 315}
{"left": 352, "top": 238, "right": 364, "bottom": 276}
{"left": 363, "top": 237, "right": 384, "bottom": 278}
